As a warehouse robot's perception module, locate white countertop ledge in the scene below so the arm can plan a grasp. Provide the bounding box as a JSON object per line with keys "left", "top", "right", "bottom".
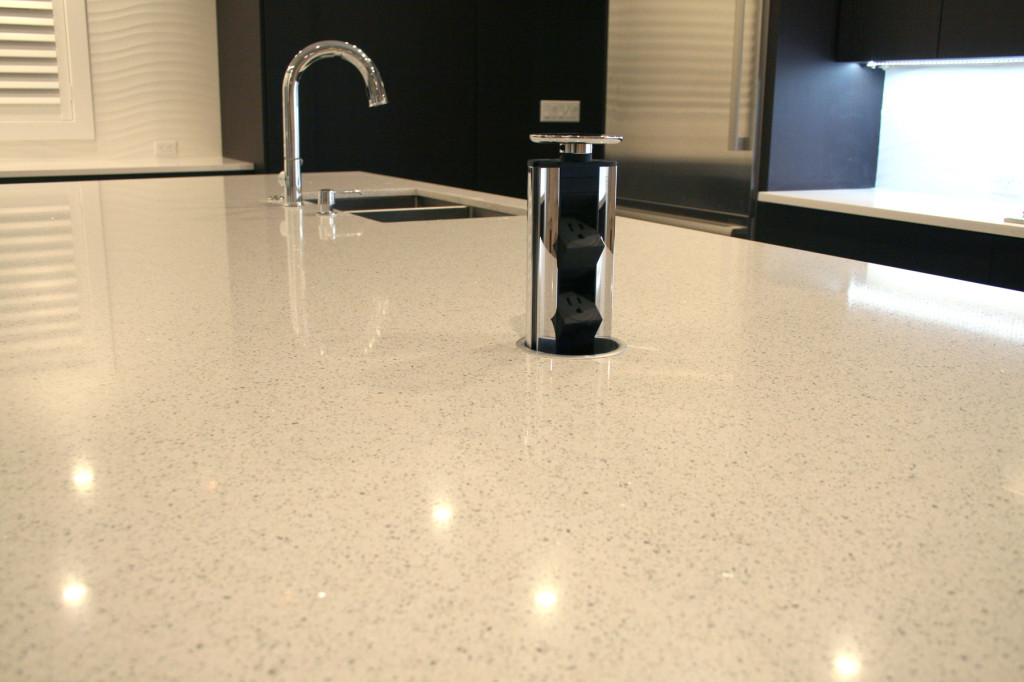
{"left": 759, "top": 188, "right": 1024, "bottom": 239}
{"left": 0, "top": 156, "right": 254, "bottom": 178}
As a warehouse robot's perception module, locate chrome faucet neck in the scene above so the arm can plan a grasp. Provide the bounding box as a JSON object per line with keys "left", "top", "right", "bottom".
{"left": 281, "top": 41, "right": 388, "bottom": 207}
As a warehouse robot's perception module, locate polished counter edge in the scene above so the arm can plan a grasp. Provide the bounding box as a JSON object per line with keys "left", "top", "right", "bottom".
{"left": 0, "top": 157, "right": 254, "bottom": 179}
{"left": 759, "top": 188, "right": 1024, "bottom": 239}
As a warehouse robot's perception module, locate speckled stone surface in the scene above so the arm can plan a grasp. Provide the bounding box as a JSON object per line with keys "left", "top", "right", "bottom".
{"left": 2, "top": 172, "right": 1023, "bottom": 681}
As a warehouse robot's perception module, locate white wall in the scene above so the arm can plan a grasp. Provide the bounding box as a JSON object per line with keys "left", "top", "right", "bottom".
{"left": 0, "top": 0, "right": 223, "bottom": 164}
{"left": 875, "top": 63, "right": 1024, "bottom": 201}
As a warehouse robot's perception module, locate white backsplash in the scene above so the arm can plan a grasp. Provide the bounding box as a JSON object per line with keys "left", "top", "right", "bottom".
{"left": 876, "top": 63, "right": 1024, "bottom": 201}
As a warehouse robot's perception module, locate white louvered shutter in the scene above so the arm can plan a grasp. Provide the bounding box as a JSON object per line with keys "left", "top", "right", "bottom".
{"left": 0, "top": 0, "right": 94, "bottom": 139}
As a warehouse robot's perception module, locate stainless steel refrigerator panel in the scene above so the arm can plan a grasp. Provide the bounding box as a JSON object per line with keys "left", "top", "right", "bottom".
{"left": 606, "top": 0, "right": 764, "bottom": 225}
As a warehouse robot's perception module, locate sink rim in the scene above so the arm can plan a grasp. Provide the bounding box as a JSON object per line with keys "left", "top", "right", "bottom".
{"left": 328, "top": 193, "right": 458, "bottom": 211}
{"left": 350, "top": 204, "right": 516, "bottom": 222}
{"left": 310, "top": 188, "right": 524, "bottom": 221}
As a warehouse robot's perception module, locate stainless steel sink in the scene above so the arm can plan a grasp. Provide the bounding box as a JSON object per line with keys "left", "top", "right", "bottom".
{"left": 330, "top": 194, "right": 457, "bottom": 211}
{"left": 325, "top": 193, "right": 517, "bottom": 222}
{"left": 352, "top": 205, "right": 513, "bottom": 222}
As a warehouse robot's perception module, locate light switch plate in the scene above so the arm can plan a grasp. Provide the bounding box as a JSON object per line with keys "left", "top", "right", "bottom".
{"left": 539, "top": 100, "right": 580, "bottom": 123}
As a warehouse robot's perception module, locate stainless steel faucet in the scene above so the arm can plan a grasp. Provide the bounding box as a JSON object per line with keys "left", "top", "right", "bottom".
{"left": 281, "top": 41, "right": 388, "bottom": 207}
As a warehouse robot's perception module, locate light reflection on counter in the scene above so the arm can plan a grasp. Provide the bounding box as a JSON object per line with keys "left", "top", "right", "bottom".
{"left": 832, "top": 653, "right": 862, "bottom": 679}
{"left": 521, "top": 353, "right": 615, "bottom": 456}
{"left": 0, "top": 184, "right": 113, "bottom": 374}
{"left": 282, "top": 207, "right": 390, "bottom": 355}
{"left": 432, "top": 503, "right": 453, "bottom": 526}
{"left": 62, "top": 580, "right": 88, "bottom": 608}
{"left": 72, "top": 464, "right": 94, "bottom": 491}
{"left": 534, "top": 588, "right": 558, "bottom": 611}
{"left": 848, "top": 265, "right": 1024, "bottom": 342}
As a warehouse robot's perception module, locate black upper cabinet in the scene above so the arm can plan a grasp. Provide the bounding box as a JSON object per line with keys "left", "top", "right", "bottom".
{"left": 836, "top": 0, "right": 1024, "bottom": 61}
{"left": 938, "top": 0, "right": 1024, "bottom": 58}
{"left": 835, "top": 0, "right": 941, "bottom": 62}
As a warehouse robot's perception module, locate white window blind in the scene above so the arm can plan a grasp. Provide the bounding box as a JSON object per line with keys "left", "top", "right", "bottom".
{"left": 0, "top": 0, "right": 94, "bottom": 140}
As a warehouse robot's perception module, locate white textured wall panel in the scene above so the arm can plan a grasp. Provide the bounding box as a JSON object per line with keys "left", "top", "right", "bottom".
{"left": 0, "top": 0, "right": 222, "bottom": 162}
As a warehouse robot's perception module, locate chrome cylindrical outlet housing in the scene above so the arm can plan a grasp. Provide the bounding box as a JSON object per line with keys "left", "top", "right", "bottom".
{"left": 525, "top": 158, "right": 619, "bottom": 356}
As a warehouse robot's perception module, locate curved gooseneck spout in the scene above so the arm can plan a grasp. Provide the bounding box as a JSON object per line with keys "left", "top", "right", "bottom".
{"left": 282, "top": 41, "right": 388, "bottom": 206}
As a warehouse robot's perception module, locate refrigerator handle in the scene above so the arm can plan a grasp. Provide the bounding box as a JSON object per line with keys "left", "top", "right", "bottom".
{"left": 728, "top": 0, "right": 756, "bottom": 151}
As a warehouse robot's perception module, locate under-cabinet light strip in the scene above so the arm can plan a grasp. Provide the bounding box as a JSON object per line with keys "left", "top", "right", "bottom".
{"left": 865, "top": 56, "right": 1024, "bottom": 69}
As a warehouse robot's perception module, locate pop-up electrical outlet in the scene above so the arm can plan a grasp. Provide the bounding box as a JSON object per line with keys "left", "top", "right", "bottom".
{"left": 539, "top": 100, "right": 581, "bottom": 123}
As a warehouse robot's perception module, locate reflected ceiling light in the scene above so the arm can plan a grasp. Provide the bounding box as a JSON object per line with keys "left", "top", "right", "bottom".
{"left": 833, "top": 654, "right": 862, "bottom": 678}
{"left": 866, "top": 56, "right": 1024, "bottom": 69}
{"left": 534, "top": 589, "right": 558, "bottom": 610}
{"left": 62, "top": 581, "right": 88, "bottom": 607}
{"left": 72, "top": 465, "right": 94, "bottom": 491}
{"left": 432, "top": 505, "right": 453, "bottom": 524}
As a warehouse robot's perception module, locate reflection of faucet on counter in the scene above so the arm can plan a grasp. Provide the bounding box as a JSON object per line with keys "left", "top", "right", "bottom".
{"left": 281, "top": 209, "right": 310, "bottom": 340}
{"left": 281, "top": 41, "right": 388, "bottom": 207}
{"left": 280, "top": 209, "right": 388, "bottom": 355}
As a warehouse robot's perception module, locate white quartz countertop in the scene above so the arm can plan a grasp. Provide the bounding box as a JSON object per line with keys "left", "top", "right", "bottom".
{"left": 759, "top": 188, "right": 1024, "bottom": 239}
{"left": 2, "top": 172, "right": 1023, "bottom": 680}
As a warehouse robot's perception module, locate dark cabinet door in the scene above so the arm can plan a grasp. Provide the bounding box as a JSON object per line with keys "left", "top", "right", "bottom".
{"left": 938, "top": 0, "right": 1024, "bottom": 58}
{"left": 989, "top": 234, "right": 1024, "bottom": 291}
{"left": 754, "top": 203, "right": 999, "bottom": 287}
{"left": 835, "top": 0, "right": 941, "bottom": 61}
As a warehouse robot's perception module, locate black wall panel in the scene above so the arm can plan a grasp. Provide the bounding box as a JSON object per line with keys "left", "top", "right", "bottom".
{"left": 259, "top": 0, "right": 608, "bottom": 197}
{"left": 758, "top": 0, "right": 884, "bottom": 195}
{"left": 262, "top": 1, "right": 478, "bottom": 189}
{"left": 476, "top": 0, "right": 608, "bottom": 198}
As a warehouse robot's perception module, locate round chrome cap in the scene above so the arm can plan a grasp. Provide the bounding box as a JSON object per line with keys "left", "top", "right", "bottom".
{"left": 529, "top": 134, "right": 623, "bottom": 156}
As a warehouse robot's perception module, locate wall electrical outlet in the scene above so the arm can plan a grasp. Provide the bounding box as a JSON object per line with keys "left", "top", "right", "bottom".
{"left": 539, "top": 100, "right": 580, "bottom": 123}
{"left": 154, "top": 140, "right": 178, "bottom": 157}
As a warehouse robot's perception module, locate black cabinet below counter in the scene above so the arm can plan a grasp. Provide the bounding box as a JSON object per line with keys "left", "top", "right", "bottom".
{"left": 755, "top": 202, "right": 1024, "bottom": 292}
{"left": 836, "top": 0, "right": 1024, "bottom": 61}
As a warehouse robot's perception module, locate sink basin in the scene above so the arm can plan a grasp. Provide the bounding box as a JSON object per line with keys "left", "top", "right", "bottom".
{"left": 352, "top": 205, "right": 513, "bottom": 222}
{"left": 330, "top": 194, "right": 457, "bottom": 211}
{"left": 322, "top": 192, "right": 517, "bottom": 222}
